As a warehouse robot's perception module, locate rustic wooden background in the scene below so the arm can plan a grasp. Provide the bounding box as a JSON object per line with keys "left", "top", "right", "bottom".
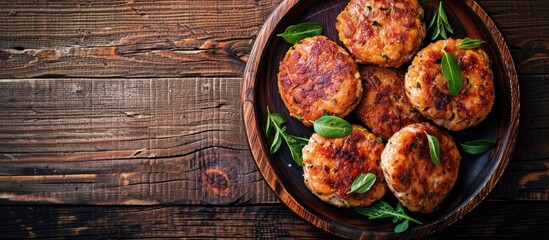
{"left": 0, "top": 0, "right": 547, "bottom": 238}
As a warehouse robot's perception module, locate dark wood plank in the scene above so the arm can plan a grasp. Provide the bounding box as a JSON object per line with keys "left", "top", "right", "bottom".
{"left": 0, "top": 76, "right": 546, "bottom": 204}
{"left": 0, "top": 202, "right": 547, "bottom": 239}
{"left": 0, "top": 78, "right": 277, "bottom": 205}
{"left": 0, "top": 0, "right": 283, "bottom": 78}
{"left": 0, "top": 0, "right": 547, "bottom": 78}
{"left": 477, "top": 0, "right": 549, "bottom": 75}
{"left": 490, "top": 75, "right": 549, "bottom": 200}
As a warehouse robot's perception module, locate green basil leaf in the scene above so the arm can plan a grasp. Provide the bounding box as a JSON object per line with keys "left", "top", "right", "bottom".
{"left": 270, "top": 130, "right": 282, "bottom": 154}
{"left": 394, "top": 219, "right": 410, "bottom": 233}
{"left": 425, "top": 131, "right": 440, "bottom": 167}
{"left": 347, "top": 173, "right": 376, "bottom": 194}
{"left": 460, "top": 139, "right": 496, "bottom": 154}
{"left": 313, "top": 115, "right": 352, "bottom": 138}
{"left": 285, "top": 135, "right": 309, "bottom": 166}
{"left": 441, "top": 51, "right": 463, "bottom": 96}
{"left": 266, "top": 107, "right": 272, "bottom": 137}
{"left": 270, "top": 113, "right": 286, "bottom": 126}
{"left": 457, "top": 37, "right": 485, "bottom": 49}
{"left": 277, "top": 22, "right": 323, "bottom": 44}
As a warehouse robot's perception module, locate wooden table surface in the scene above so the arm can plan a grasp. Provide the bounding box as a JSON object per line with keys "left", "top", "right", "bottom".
{"left": 0, "top": 0, "right": 547, "bottom": 238}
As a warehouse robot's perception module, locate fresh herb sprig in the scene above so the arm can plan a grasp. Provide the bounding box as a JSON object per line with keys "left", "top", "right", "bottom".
{"left": 277, "top": 22, "right": 323, "bottom": 44}
{"left": 425, "top": 131, "right": 441, "bottom": 167}
{"left": 440, "top": 37, "right": 485, "bottom": 96}
{"left": 266, "top": 106, "right": 309, "bottom": 166}
{"left": 313, "top": 115, "right": 352, "bottom": 138}
{"left": 460, "top": 139, "right": 496, "bottom": 154}
{"left": 356, "top": 200, "right": 422, "bottom": 233}
{"left": 347, "top": 173, "right": 376, "bottom": 194}
{"left": 428, "top": 1, "right": 453, "bottom": 40}
{"left": 441, "top": 50, "right": 463, "bottom": 96}
{"left": 457, "top": 37, "right": 485, "bottom": 49}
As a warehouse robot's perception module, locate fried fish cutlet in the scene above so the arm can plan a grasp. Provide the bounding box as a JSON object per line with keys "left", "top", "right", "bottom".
{"left": 381, "top": 122, "right": 461, "bottom": 213}
{"left": 336, "top": 0, "right": 426, "bottom": 67}
{"left": 404, "top": 38, "right": 495, "bottom": 131}
{"left": 355, "top": 65, "right": 425, "bottom": 140}
{"left": 302, "top": 125, "right": 386, "bottom": 208}
{"left": 277, "top": 35, "right": 362, "bottom": 127}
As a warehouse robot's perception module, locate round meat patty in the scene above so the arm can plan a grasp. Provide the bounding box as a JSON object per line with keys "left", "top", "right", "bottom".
{"left": 355, "top": 65, "right": 425, "bottom": 140}
{"left": 381, "top": 122, "right": 461, "bottom": 213}
{"left": 405, "top": 38, "right": 495, "bottom": 131}
{"left": 302, "top": 125, "right": 386, "bottom": 208}
{"left": 336, "top": 0, "right": 426, "bottom": 67}
{"left": 278, "top": 35, "right": 362, "bottom": 127}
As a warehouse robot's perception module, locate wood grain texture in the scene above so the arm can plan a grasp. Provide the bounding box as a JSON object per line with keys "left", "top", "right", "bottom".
{"left": 0, "top": 75, "right": 546, "bottom": 204}
{"left": 0, "top": 0, "right": 283, "bottom": 78}
{"left": 0, "top": 78, "right": 277, "bottom": 205}
{"left": 0, "top": 202, "right": 547, "bottom": 239}
{"left": 0, "top": 0, "right": 547, "bottom": 238}
{"left": 477, "top": 0, "right": 549, "bottom": 75}
{"left": 0, "top": 0, "right": 547, "bottom": 78}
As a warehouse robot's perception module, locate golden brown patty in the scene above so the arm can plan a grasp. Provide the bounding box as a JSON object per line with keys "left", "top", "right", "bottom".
{"left": 355, "top": 66, "right": 425, "bottom": 140}
{"left": 404, "top": 38, "right": 495, "bottom": 131}
{"left": 336, "top": 0, "right": 426, "bottom": 67}
{"left": 381, "top": 122, "right": 461, "bottom": 213}
{"left": 302, "top": 125, "right": 386, "bottom": 208}
{"left": 278, "top": 36, "right": 362, "bottom": 127}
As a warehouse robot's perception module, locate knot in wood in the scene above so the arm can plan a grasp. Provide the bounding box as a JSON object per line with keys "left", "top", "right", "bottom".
{"left": 202, "top": 167, "right": 232, "bottom": 195}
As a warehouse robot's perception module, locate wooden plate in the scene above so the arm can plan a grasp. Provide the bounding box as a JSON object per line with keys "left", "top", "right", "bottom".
{"left": 242, "top": 0, "right": 519, "bottom": 238}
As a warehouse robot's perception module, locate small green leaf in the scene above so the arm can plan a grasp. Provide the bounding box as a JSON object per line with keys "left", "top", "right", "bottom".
{"left": 425, "top": 131, "right": 440, "bottom": 167}
{"left": 277, "top": 22, "right": 323, "bottom": 44}
{"left": 438, "top": 3, "right": 450, "bottom": 25}
{"left": 355, "top": 200, "right": 423, "bottom": 225}
{"left": 441, "top": 51, "right": 463, "bottom": 96}
{"left": 460, "top": 139, "right": 496, "bottom": 154}
{"left": 419, "top": 0, "right": 427, "bottom": 4}
{"left": 270, "top": 130, "right": 282, "bottom": 154}
{"left": 266, "top": 107, "right": 272, "bottom": 137}
{"left": 457, "top": 37, "right": 485, "bottom": 49}
{"left": 270, "top": 113, "right": 286, "bottom": 126}
{"left": 439, "top": 26, "right": 448, "bottom": 39}
{"left": 347, "top": 173, "right": 376, "bottom": 194}
{"left": 394, "top": 219, "right": 410, "bottom": 233}
{"left": 286, "top": 135, "right": 308, "bottom": 166}
{"left": 9, "top": 10, "right": 17, "bottom": 16}
{"left": 265, "top": 106, "right": 309, "bottom": 166}
{"left": 393, "top": 202, "right": 406, "bottom": 223}
{"left": 313, "top": 115, "right": 352, "bottom": 138}
{"left": 428, "top": 2, "right": 453, "bottom": 40}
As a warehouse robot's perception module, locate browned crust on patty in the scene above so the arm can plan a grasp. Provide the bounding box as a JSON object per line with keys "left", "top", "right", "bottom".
{"left": 381, "top": 122, "right": 461, "bottom": 213}
{"left": 277, "top": 36, "right": 362, "bottom": 126}
{"left": 405, "top": 38, "right": 495, "bottom": 131}
{"left": 302, "top": 125, "right": 386, "bottom": 207}
{"left": 355, "top": 65, "right": 426, "bottom": 140}
{"left": 336, "top": 0, "right": 426, "bottom": 67}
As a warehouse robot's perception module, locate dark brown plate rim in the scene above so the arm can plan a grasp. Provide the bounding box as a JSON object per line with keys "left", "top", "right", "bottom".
{"left": 242, "top": 0, "right": 519, "bottom": 238}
